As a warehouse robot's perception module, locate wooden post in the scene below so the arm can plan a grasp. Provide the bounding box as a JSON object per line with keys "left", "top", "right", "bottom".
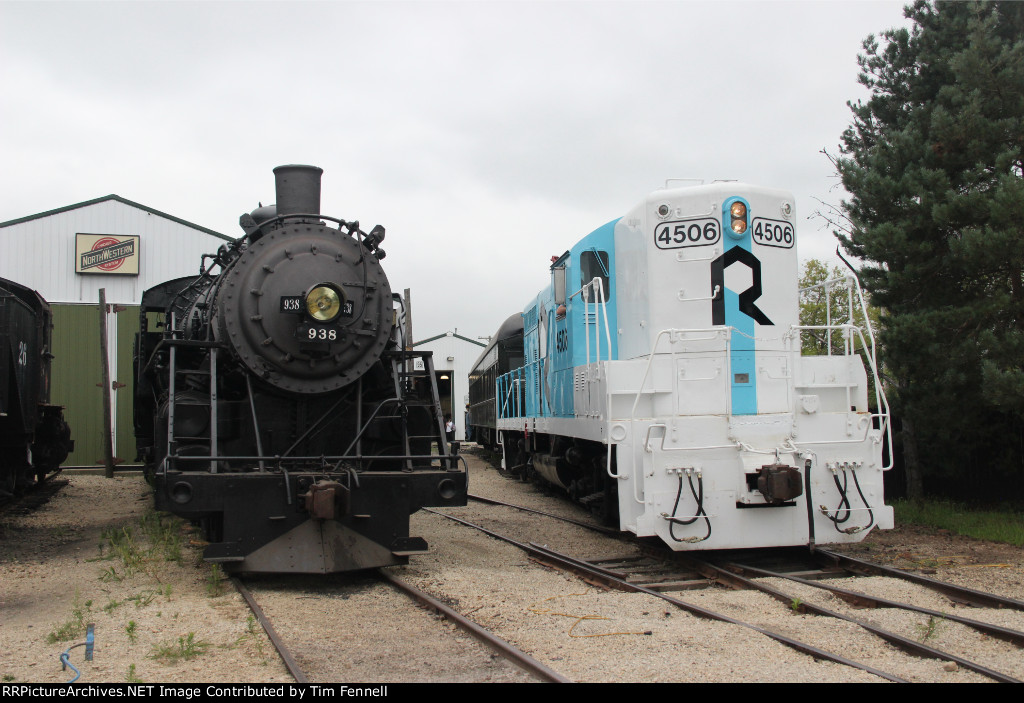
{"left": 404, "top": 287, "right": 413, "bottom": 377}
{"left": 98, "top": 289, "right": 115, "bottom": 478}
{"left": 404, "top": 288, "right": 413, "bottom": 352}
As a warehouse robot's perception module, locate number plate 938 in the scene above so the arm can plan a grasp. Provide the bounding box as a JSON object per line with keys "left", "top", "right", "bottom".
{"left": 298, "top": 324, "right": 338, "bottom": 343}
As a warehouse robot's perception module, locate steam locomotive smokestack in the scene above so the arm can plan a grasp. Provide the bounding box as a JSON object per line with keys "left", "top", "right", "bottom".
{"left": 273, "top": 164, "right": 323, "bottom": 216}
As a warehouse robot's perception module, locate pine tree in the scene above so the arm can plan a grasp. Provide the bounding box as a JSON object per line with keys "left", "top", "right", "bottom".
{"left": 836, "top": 1, "right": 1024, "bottom": 501}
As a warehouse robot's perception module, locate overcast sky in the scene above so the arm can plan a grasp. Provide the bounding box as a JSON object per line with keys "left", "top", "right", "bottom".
{"left": 1, "top": 0, "right": 912, "bottom": 342}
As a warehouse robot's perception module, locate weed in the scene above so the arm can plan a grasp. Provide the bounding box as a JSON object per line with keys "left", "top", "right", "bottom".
{"left": 206, "top": 564, "right": 225, "bottom": 597}
{"left": 99, "top": 566, "right": 123, "bottom": 583}
{"left": 235, "top": 615, "right": 268, "bottom": 662}
{"left": 46, "top": 595, "right": 92, "bottom": 644}
{"left": 126, "top": 664, "right": 143, "bottom": 683}
{"left": 149, "top": 633, "right": 209, "bottom": 664}
{"left": 103, "top": 599, "right": 122, "bottom": 613}
{"left": 2, "top": 675, "right": 15, "bottom": 682}
{"left": 126, "top": 620, "right": 138, "bottom": 644}
{"left": 789, "top": 598, "right": 804, "bottom": 612}
{"left": 139, "top": 510, "right": 184, "bottom": 564}
{"left": 96, "top": 511, "right": 189, "bottom": 583}
{"left": 130, "top": 591, "right": 156, "bottom": 608}
{"left": 916, "top": 614, "right": 946, "bottom": 642}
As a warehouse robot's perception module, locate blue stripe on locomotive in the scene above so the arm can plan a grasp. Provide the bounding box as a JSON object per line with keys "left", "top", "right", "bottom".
{"left": 721, "top": 197, "right": 757, "bottom": 416}
{"left": 524, "top": 219, "right": 619, "bottom": 419}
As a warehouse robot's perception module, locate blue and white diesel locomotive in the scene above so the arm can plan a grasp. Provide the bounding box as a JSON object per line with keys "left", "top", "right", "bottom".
{"left": 491, "top": 181, "right": 892, "bottom": 550}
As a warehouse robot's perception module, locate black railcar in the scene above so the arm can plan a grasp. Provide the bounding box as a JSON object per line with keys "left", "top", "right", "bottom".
{"left": 134, "top": 165, "right": 466, "bottom": 573}
{"left": 0, "top": 277, "right": 73, "bottom": 499}
{"left": 467, "top": 313, "right": 524, "bottom": 449}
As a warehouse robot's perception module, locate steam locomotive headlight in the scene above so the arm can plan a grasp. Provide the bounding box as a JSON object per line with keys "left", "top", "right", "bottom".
{"left": 306, "top": 285, "right": 342, "bottom": 322}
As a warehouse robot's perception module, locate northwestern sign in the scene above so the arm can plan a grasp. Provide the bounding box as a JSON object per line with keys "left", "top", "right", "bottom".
{"left": 75, "top": 234, "right": 141, "bottom": 275}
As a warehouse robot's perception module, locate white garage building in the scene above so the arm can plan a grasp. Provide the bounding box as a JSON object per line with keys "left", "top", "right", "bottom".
{"left": 0, "top": 195, "right": 231, "bottom": 467}
{"left": 412, "top": 331, "right": 485, "bottom": 441}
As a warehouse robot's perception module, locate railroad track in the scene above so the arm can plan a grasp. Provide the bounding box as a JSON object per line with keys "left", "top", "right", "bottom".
{"left": 444, "top": 493, "right": 1024, "bottom": 683}
{"left": 230, "top": 571, "right": 569, "bottom": 683}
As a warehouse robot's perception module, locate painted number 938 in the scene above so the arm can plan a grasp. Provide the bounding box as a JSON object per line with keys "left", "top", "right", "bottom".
{"left": 654, "top": 218, "right": 720, "bottom": 249}
{"left": 308, "top": 328, "right": 338, "bottom": 341}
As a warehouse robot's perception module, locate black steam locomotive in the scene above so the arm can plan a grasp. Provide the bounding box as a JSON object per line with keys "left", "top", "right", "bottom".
{"left": 134, "top": 165, "right": 466, "bottom": 573}
{"left": 0, "top": 277, "right": 73, "bottom": 500}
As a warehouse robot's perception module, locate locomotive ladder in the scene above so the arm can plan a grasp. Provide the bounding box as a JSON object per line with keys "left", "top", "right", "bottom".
{"left": 164, "top": 311, "right": 221, "bottom": 473}
{"left": 387, "top": 350, "right": 453, "bottom": 470}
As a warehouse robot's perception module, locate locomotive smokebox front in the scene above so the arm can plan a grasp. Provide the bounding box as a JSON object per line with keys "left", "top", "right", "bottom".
{"left": 213, "top": 165, "right": 393, "bottom": 394}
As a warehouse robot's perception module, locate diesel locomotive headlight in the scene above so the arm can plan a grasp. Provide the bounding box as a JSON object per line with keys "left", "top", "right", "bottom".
{"left": 306, "top": 285, "right": 342, "bottom": 322}
{"left": 729, "top": 200, "right": 748, "bottom": 234}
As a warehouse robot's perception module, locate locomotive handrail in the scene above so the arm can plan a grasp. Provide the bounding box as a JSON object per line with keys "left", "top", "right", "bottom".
{"left": 642, "top": 423, "right": 740, "bottom": 454}
{"left": 497, "top": 366, "right": 524, "bottom": 419}
{"left": 630, "top": 327, "right": 733, "bottom": 421}
{"left": 677, "top": 284, "right": 720, "bottom": 303}
{"left": 569, "top": 276, "right": 613, "bottom": 368}
{"left": 168, "top": 454, "right": 461, "bottom": 464}
{"left": 626, "top": 326, "right": 733, "bottom": 504}
{"left": 790, "top": 322, "right": 892, "bottom": 471}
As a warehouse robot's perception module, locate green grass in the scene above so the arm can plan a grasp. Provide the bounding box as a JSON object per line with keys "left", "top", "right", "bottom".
{"left": 149, "top": 633, "right": 209, "bottom": 664}
{"left": 46, "top": 596, "right": 93, "bottom": 644}
{"left": 893, "top": 499, "right": 1024, "bottom": 546}
{"left": 91, "top": 510, "right": 188, "bottom": 582}
{"left": 206, "top": 564, "right": 225, "bottom": 597}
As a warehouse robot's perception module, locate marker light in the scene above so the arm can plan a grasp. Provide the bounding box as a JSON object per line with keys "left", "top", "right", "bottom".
{"left": 306, "top": 285, "right": 342, "bottom": 322}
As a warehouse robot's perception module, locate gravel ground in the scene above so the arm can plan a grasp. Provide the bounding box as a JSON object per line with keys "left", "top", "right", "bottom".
{"left": 1, "top": 447, "right": 1021, "bottom": 684}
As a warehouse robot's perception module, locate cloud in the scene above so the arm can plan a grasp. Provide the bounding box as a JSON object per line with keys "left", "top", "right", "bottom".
{"left": 0, "top": 0, "right": 911, "bottom": 338}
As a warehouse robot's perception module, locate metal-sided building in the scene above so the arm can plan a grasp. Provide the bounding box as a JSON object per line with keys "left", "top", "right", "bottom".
{"left": 412, "top": 331, "right": 485, "bottom": 441}
{"left": 0, "top": 195, "right": 231, "bottom": 467}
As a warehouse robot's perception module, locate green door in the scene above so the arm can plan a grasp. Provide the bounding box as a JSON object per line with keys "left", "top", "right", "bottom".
{"left": 50, "top": 304, "right": 140, "bottom": 468}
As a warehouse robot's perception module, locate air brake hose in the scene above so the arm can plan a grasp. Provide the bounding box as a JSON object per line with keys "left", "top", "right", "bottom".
{"left": 59, "top": 624, "right": 94, "bottom": 683}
